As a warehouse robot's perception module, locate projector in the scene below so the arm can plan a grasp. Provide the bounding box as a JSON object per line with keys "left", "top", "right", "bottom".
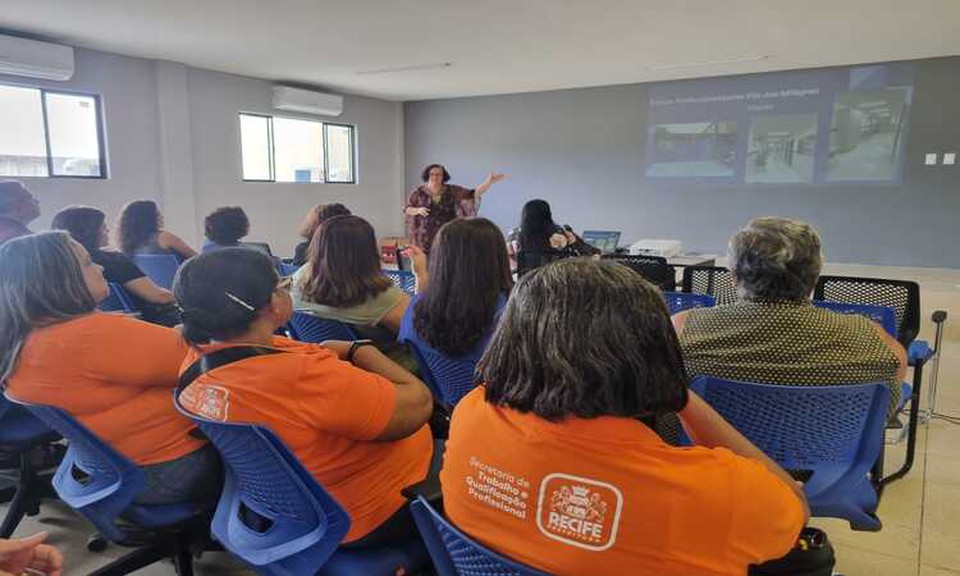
{"left": 628, "top": 239, "right": 684, "bottom": 258}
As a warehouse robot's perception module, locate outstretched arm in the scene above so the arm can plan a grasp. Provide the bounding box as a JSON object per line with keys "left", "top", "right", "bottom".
{"left": 475, "top": 172, "right": 507, "bottom": 198}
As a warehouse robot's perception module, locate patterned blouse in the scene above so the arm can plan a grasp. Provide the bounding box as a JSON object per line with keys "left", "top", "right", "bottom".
{"left": 406, "top": 184, "right": 478, "bottom": 253}
{"left": 679, "top": 299, "right": 902, "bottom": 413}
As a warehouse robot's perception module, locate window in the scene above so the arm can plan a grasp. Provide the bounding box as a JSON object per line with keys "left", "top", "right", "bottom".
{"left": 0, "top": 84, "right": 106, "bottom": 178}
{"left": 239, "top": 113, "right": 356, "bottom": 184}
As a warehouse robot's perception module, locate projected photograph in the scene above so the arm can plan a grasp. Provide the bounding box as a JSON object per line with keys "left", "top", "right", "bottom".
{"left": 745, "top": 114, "right": 817, "bottom": 184}
{"left": 645, "top": 122, "right": 738, "bottom": 177}
{"left": 826, "top": 88, "right": 910, "bottom": 182}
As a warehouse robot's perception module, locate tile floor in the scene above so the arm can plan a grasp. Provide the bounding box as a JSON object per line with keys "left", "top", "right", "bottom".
{"left": 3, "top": 262, "right": 958, "bottom": 575}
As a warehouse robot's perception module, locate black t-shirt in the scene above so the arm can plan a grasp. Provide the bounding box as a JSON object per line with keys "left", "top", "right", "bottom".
{"left": 91, "top": 249, "right": 179, "bottom": 327}
{"left": 293, "top": 241, "right": 310, "bottom": 267}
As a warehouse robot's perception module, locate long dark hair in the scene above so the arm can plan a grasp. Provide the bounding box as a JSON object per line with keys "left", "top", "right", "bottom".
{"left": 518, "top": 199, "right": 559, "bottom": 252}
{"left": 117, "top": 200, "right": 161, "bottom": 256}
{"left": 479, "top": 258, "right": 689, "bottom": 421}
{"left": 414, "top": 218, "right": 513, "bottom": 356}
{"left": 299, "top": 215, "right": 392, "bottom": 308}
{"left": 174, "top": 248, "right": 280, "bottom": 345}
{"left": 0, "top": 232, "right": 97, "bottom": 381}
{"left": 51, "top": 206, "right": 106, "bottom": 253}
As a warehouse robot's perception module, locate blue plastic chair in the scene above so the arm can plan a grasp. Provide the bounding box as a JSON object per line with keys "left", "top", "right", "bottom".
{"left": 288, "top": 312, "right": 358, "bottom": 342}
{"left": 7, "top": 398, "right": 212, "bottom": 575}
{"left": 279, "top": 263, "right": 301, "bottom": 277}
{"left": 99, "top": 282, "right": 137, "bottom": 313}
{"left": 174, "top": 401, "right": 429, "bottom": 576}
{"left": 0, "top": 397, "right": 60, "bottom": 538}
{"left": 410, "top": 496, "right": 552, "bottom": 576}
{"left": 132, "top": 253, "right": 181, "bottom": 289}
{"left": 662, "top": 291, "right": 715, "bottom": 315}
{"left": 812, "top": 300, "right": 897, "bottom": 338}
{"left": 384, "top": 270, "right": 416, "bottom": 296}
{"left": 688, "top": 376, "right": 890, "bottom": 531}
{"left": 406, "top": 343, "right": 478, "bottom": 406}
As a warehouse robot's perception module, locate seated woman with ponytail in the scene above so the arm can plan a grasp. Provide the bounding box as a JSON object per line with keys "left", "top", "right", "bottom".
{"left": 174, "top": 248, "right": 435, "bottom": 547}
{"left": 1, "top": 232, "right": 221, "bottom": 506}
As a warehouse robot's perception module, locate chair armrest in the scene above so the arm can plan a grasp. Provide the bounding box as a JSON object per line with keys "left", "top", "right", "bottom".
{"left": 908, "top": 341, "right": 934, "bottom": 365}
{"left": 402, "top": 474, "right": 442, "bottom": 505}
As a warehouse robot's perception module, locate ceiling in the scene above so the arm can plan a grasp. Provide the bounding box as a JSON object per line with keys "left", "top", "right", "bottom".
{"left": 3, "top": 0, "right": 959, "bottom": 101}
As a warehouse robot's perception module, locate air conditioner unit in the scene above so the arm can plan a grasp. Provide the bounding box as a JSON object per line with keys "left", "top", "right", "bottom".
{"left": 272, "top": 86, "right": 343, "bottom": 117}
{"left": 0, "top": 34, "right": 75, "bottom": 81}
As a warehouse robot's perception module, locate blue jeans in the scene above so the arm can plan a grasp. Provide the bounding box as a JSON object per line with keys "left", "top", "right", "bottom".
{"left": 136, "top": 444, "right": 222, "bottom": 505}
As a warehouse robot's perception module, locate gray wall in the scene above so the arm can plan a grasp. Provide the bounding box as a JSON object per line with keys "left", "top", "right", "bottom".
{"left": 2, "top": 47, "right": 406, "bottom": 256}
{"left": 405, "top": 57, "right": 960, "bottom": 268}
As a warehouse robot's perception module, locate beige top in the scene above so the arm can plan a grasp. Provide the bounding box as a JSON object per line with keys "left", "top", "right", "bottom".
{"left": 291, "top": 265, "right": 404, "bottom": 326}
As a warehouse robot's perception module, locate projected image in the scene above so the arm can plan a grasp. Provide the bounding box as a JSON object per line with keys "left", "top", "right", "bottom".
{"left": 645, "top": 122, "right": 737, "bottom": 177}
{"left": 746, "top": 114, "right": 817, "bottom": 183}
{"left": 827, "top": 89, "right": 909, "bottom": 182}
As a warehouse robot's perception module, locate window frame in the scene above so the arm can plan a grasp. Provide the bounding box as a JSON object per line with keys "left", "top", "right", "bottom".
{"left": 0, "top": 82, "right": 108, "bottom": 180}
{"left": 238, "top": 112, "right": 357, "bottom": 185}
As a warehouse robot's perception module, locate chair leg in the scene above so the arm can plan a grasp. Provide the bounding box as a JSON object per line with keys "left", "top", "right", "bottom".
{"left": 882, "top": 362, "right": 924, "bottom": 487}
{"left": 0, "top": 453, "right": 39, "bottom": 538}
{"left": 88, "top": 542, "right": 171, "bottom": 576}
{"left": 173, "top": 532, "right": 195, "bottom": 576}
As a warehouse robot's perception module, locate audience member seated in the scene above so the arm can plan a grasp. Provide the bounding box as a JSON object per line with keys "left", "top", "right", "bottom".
{"left": 0, "top": 181, "right": 40, "bottom": 245}
{"left": 174, "top": 248, "right": 434, "bottom": 547}
{"left": 399, "top": 218, "right": 513, "bottom": 386}
{"left": 674, "top": 217, "right": 906, "bottom": 414}
{"left": 442, "top": 259, "right": 808, "bottom": 575}
{"left": 117, "top": 200, "right": 197, "bottom": 260}
{"left": 292, "top": 215, "right": 426, "bottom": 366}
{"left": 51, "top": 206, "right": 180, "bottom": 326}
{"left": 202, "top": 206, "right": 250, "bottom": 252}
{"left": 508, "top": 199, "right": 597, "bottom": 270}
{"left": 1, "top": 232, "right": 221, "bottom": 506}
{"left": 293, "top": 202, "right": 351, "bottom": 267}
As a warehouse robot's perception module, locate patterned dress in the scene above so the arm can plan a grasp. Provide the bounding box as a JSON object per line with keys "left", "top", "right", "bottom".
{"left": 406, "top": 184, "right": 478, "bottom": 253}
{"left": 679, "top": 299, "right": 902, "bottom": 413}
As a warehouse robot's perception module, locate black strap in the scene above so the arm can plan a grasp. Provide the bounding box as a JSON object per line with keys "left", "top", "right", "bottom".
{"left": 177, "top": 346, "right": 284, "bottom": 395}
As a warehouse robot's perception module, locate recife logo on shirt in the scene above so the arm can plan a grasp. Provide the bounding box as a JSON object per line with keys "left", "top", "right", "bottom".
{"left": 536, "top": 473, "right": 623, "bottom": 551}
{"left": 179, "top": 384, "right": 230, "bottom": 421}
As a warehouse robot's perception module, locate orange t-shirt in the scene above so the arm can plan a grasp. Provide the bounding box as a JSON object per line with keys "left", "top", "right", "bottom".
{"left": 178, "top": 336, "right": 432, "bottom": 543}
{"left": 441, "top": 387, "right": 805, "bottom": 576}
{"left": 6, "top": 313, "right": 204, "bottom": 466}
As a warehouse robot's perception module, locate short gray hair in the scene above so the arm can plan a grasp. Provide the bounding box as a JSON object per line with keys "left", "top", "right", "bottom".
{"left": 0, "top": 181, "right": 29, "bottom": 215}
{"left": 728, "top": 217, "right": 822, "bottom": 301}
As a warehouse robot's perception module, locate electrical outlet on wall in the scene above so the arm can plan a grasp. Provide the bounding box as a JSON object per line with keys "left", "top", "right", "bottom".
{"left": 925, "top": 153, "right": 938, "bottom": 165}
{"left": 943, "top": 153, "right": 957, "bottom": 166}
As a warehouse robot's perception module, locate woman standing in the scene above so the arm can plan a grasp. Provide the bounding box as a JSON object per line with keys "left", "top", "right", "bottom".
{"left": 405, "top": 164, "right": 506, "bottom": 253}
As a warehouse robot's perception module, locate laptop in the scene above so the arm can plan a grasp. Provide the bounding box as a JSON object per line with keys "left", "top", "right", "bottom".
{"left": 581, "top": 230, "right": 622, "bottom": 254}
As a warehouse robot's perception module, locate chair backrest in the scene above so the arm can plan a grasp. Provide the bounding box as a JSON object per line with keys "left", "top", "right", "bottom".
{"left": 681, "top": 265, "right": 738, "bottom": 305}
{"left": 515, "top": 251, "right": 566, "bottom": 278}
{"left": 602, "top": 254, "right": 676, "bottom": 291}
{"left": 132, "top": 253, "right": 181, "bottom": 290}
{"left": 688, "top": 377, "right": 889, "bottom": 497}
{"left": 662, "top": 291, "right": 715, "bottom": 315}
{"left": 99, "top": 282, "right": 136, "bottom": 313}
{"left": 279, "top": 263, "right": 300, "bottom": 277}
{"left": 174, "top": 401, "right": 350, "bottom": 575}
{"left": 288, "top": 312, "right": 358, "bottom": 342}
{"left": 384, "top": 269, "right": 416, "bottom": 296}
{"left": 407, "top": 343, "right": 478, "bottom": 405}
{"left": 812, "top": 300, "right": 898, "bottom": 338}
{"left": 410, "top": 496, "right": 552, "bottom": 576}
{"left": 241, "top": 241, "right": 275, "bottom": 257}
{"left": 814, "top": 275, "right": 920, "bottom": 347}
{"left": 5, "top": 399, "right": 144, "bottom": 542}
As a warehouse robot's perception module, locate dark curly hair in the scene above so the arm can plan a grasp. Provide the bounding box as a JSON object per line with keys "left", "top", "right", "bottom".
{"left": 420, "top": 164, "right": 451, "bottom": 183}
{"left": 479, "top": 258, "right": 689, "bottom": 421}
{"left": 204, "top": 206, "right": 250, "bottom": 245}
{"left": 117, "top": 200, "right": 161, "bottom": 256}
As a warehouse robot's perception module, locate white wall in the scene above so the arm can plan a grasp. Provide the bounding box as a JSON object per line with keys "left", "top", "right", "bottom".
{"left": 0, "top": 47, "right": 406, "bottom": 256}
